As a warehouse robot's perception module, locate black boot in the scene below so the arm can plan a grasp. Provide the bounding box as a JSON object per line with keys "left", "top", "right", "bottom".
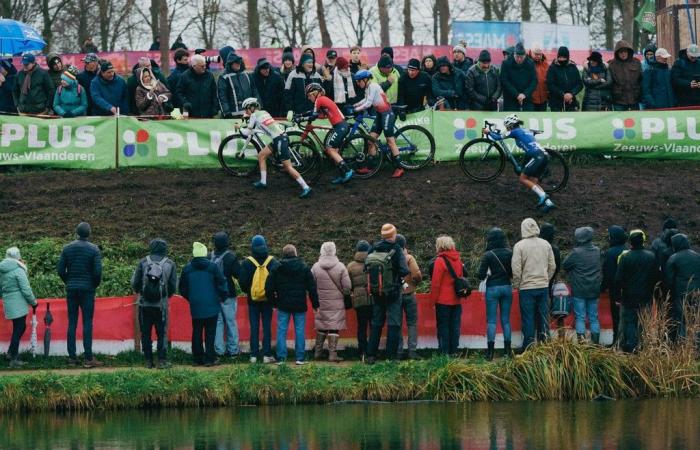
{"left": 591, "top": 333, "right": 600, "bottom": 345}
{"left": 486, "top": 341, "right": 495, "bottom": 361}
{"left": 504, "top": 340, "right": 512, "bottom": 358}
{"left": 386, "top": 326, "right": 401, "bottom": 360}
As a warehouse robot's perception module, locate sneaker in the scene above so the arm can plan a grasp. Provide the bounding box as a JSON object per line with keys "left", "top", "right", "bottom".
{"left": 253, "top": 181, "right": 267, "bottom": 189}
{"left": 204, "top": 359, "right": 220, "bottom": 367}
{"left": 263, "top": 356, "right": 276, "bottom": 364}
{"left": 249, "top": 356, "right": 258, "bottom": 363}
{"left": 83, "top": 358, "right": 104, "bottom": 368}
{"left": 541, "top": 199, "right": 557, "bottom": 213}
{"left": 157, "top": 360, "right": 173, "bottom": 369}
{"left": 355, "top": 167, "right": 371, "bottom": 175}
{"left": 295, "top": 360, "right": 307, "bottom": 366}
{"left": 275, "top": 361, "right": 285, "bottom": 366}
{"left": 9, "top": 359, "right": 26, "bottom": 368}
{"left": 299, "top": 187, "right": 312, "bottom": 198}
{"left": 331, "top": 169, "right": 354, "bottom": 185}
{"left": 391, "top": 167, "right": 404, "bottom": 178}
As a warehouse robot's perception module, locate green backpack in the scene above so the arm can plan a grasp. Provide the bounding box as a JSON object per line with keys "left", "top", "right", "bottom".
{"left": 365, "top": 249, "right": 396, "bottom": 298}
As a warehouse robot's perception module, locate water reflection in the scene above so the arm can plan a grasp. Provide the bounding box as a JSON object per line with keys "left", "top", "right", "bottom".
{"left": 0, "top": 399, "right": 698, "bottom": 449}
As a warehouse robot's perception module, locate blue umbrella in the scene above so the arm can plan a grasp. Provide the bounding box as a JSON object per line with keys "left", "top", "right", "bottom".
{"left": 0, "top": 19, "right": 45, "bottom": 56}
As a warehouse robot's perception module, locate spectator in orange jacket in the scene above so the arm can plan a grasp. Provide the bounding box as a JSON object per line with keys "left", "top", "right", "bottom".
{"left": 530, "top": 47, "right": 549, "bottom": 111}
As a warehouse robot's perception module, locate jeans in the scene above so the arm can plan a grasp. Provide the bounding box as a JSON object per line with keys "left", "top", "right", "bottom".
{"left": 367, "top": 298, "right": 402, "bottom": 358}
{"left": 519, "top": 288, "right": 550, "bottom": 349}
{"left": 139, "top": 306, "right": 166, "bottom": 361}
{"left": 215, "top": 297, "right": 239, "bottom": 355}
{"left": 620, "top": 305, "right": 640, "bottom": 353}
{"left": 436, "top": 304, "right": 462, "bottom": 354}
{"left": 8, "top": 316, "right": 27, "bottom": 358}
{"left": 572, "top": 297, "right": 600, "bottom": 335}
{"left": 400, "top": 293, "right": 418, "bottom": 353}
{"left": 248, "top": 302, "right": 273, "bottom": 358}
{"left": 276, "top": 310, "right": 306, "bottom": 362}
{"left": 191, "top": 315, "right": 218, "bottom": 364}
{"left": 66, "top": 289, "right": 95, "bottom": 359}
{"left": 355, "top": 305, "right": 373, "bottom": 355}
{"left": 485, "top": 285, "right": 512, "bottom": 342}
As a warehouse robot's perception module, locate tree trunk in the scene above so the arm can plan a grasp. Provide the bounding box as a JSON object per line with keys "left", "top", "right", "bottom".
{"left": 77, "top": 0, "right": 90, "bottom": 50}
{"left": 538, "top": 0, "right": 558, "bottom": 23}
{"left": 41, "top": 0, "right": 52, "bottom": 51}
{"left": 0, "top": 0, "right": 10, "bottom": 18}
{"left": 433, "top": 1, "right": 439, "bottom": 45}
{"left": 378, "top": 0, "right": 390, "bottom": 47}
{"left": 437, "top": 0, "right": 450, "bottom": 45}
{"left": 521, "top": 0, "right": 530, "bottom": 21}
{"left": 621, "top": 0, "right": 635, "bottom": 43}
{"left": 604, "top": 0, "right": 614, "bottom": 49}
{"left": 317, "top": 0, "right": 332, "bottom": 47}
{"left": 403, "top": 0, "right": 413, "bottom": 46}
{"left": 150, "top": 0, "right": 159, "bottom": 43}
{"left": 483, "top": 0, "right": 492, "bottom": 21}
{"left": 98, "top": 0, "right": 109, "bottom": 52}
{"left": 248, "top": 0, "right": 260, "bottom": 48}
{"left": 159, "top": 0, "right": 170, "bottom": 76}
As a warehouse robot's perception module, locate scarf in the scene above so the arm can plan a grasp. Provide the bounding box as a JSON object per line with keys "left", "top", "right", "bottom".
{"left": 21, "top": 65, "right": 36, "bottom": 95}
{"left": 588, "top": 63, "right": 604, "bottom": 74}
{"left": 333, "top": 69, "right": 355, "bottom": 103}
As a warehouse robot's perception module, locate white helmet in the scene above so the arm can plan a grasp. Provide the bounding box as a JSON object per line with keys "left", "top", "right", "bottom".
{"left": 503, "top": 113, "right": 522, "bottom": 130}
{"left": 242, "top": 97, "right": 259, "bottom": 109}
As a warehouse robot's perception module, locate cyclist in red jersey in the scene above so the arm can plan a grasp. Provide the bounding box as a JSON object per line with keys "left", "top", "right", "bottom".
{"left": 305, "top": 83, "right": 353, "bottom": 184}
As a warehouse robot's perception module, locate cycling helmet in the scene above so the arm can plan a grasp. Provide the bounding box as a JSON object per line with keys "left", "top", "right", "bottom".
{"left": 353, "top": 69, "right": 372, "bottom": 81}
{"left": 305, "top": 83, "right": 324, "bottom": 96}
{"left": 503, "top": 113, "right": 522, "bottom": 130}
{"left": 242, "top": 97, "right": 259, "bottom": 109}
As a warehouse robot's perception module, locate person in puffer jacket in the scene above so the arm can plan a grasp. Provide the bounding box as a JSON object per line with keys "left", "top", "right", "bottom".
{"left": 608, "top": 40, "right": 642, "bottom": 110}
{"left": 665, "top": 234, "right": 700, "bottom": 342}
{"left": 431, "top": 56, "right": 466, "bottom": 110}
{"left": 581, "top": 52, "right": 612, "bottom": 111}
{"left": 546, "top": 46, "right": 583, "bottom": 112}
{"left": 0, "top": 247, "right": 37, "bottom": 368}
{"left": 218, "top": 52, "right": 258, "bottom": 117}
{"left": 346, "top": 240, "right": 373, "bottom": 359}
{"left": 53, "top": 65, "right": 87, "bottom": 117}
{"left": 641, "top": 48, "right": 676, "bottom": 109}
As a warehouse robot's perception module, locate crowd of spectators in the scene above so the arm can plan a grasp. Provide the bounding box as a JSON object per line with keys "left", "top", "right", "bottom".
{"left": 1, "top": 41, "right": 698, "bottom": 119}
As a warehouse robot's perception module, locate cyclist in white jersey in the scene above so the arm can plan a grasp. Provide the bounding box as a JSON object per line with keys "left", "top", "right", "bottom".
{"left": 237, "top": 97, "right": 312, "bottom": 198}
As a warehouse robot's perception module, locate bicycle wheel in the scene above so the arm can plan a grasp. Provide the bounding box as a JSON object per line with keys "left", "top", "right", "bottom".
{"left": 540, "top": 149, "right": 569, "bottom": 193}
{"left": 288, "top": 139, "right": 322, "bottom": 183}
{"left": 340, "top": 133, "right": 381, "bottom": 179}
{"left": 395, "top": 124, "right": 436, "bottom": 170}
{"left": 218, "top": 133, "right": 262, "bottom": 177}
{"left": 458, "top": 138, "right": 506, "bottom": 182}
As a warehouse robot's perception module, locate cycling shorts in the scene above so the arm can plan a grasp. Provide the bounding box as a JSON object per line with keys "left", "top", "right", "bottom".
{"left": 370, "top": 110, "right": 396, "bottom": 138}
{"left": 326, "top": 122, "right": 350, "bottom": 149}
{"left": 271, "top": 135, "right": 290, "bottom": 161}
{"left": 523, "top": 152, "right": 549, "bottom": 178}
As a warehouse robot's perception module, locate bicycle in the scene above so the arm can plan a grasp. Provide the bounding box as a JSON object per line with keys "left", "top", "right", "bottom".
{"left": 458, "top": 120, "right": 569, "bottom": 193}
{"left": 217, "top": 119, "right": 322, "bottom": 181}
{"left": 339, "top": 105, "right": 436, "bottom": 179}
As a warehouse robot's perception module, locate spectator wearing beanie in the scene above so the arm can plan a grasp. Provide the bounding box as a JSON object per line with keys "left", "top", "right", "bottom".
{"left": 57, "top": 222, "right": 103, "bottom": 368}
{"left": 432, "top": 56, "right": 466, "bottom": 110}
{"left": 90, "top": 60, "right": 129, "bottom": 115}
{"left": 582, "top": 51, "right": 613, "bottom": 111}
{"left": 465, "top": 50, "right": 501, "bottom": 111}
{"left": 210, "top": 232, "right": 241, "bottom": 358}
{"left": 398, "top": 58, "right": 433, "bottom": 113}
{"left": 546, "top": 46, "right": 583, "bottom": 112}
{"left": 346, "top": 240, "right": 373, "bottom": 359}
{"left": 239, "top": 235, "right": 280, "bottom": 363}
{"left": 284, "top": 53, "right": 322, "bottom": 114}
{"left": 615, "top": 230, "right": 658, "bottom": 353}
{"left": 396, "top": 234, "right": 422, "bottom": 360}
{"left": 53, "top": 65, "right": 88, "bottom": 118}
{"left": 665, "top": 234, "right": 700, "bottom": 342}
{"left": 280, "top": 50, "right": 295, "bottom": 78}
{"left": 253, "top": 57, "right": 285, "bottom": 117}
{"left": 529, "top": 47, "right": 550, "bottom": 111}
{"left": 380, "top": 46, "right": 404, "bottom": 76}
{"left": 452, "top": 43, "right": 474, "bottom": 74}
{"left": 370, "top": 55, "right": 401, "bottom": 104}
{"left": 500, "top": 43, "right": 537, "bottom": 111}
{"left": 366, "top": 224, "right": 410, "bottom": 364}
{"left": 179, "top": 242, "right": 228, "bottom": 366}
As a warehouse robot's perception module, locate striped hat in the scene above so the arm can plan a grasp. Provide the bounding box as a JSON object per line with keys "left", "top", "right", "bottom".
{"left": 381, "top": 223, "right": 397, "bottom": 241}
{"left": 63, "top": 64, "right": 79, "bottom": 79}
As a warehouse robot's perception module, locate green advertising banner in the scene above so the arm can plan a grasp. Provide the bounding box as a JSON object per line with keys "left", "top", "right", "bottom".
{"left": 434, "top": 110, "right": 700, "bottom": 161}
{"left": 0, "top": 115, "right": 116, "bottom": 169}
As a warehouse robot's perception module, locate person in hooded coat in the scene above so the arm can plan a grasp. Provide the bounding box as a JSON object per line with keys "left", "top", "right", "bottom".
{"left": 665, "top": 234, "right": 700, "bottom": 341}
{"left": 601, "top": 226, "right": 628, "bottom": 345}
{"left": 431, "top": 56, "right": 466, "bottom": 110}
{"left": 563, "top": 227, "right": 603, "bottom": 343}
{"left": 0, "top": 59, "right": 18, "bottom": 114}
{"left": 608, "top": 40, "right": 642, "bottom": 110}
{"left": 651, "top": 218, "right": 680, "bottom": 296}
{"left": 218, "top": 52, "right": 258, "bottom": 117}
{"left": 582, "top": 51, "right": 612, "bottom": 111}
{"left": 477, "top": 228, "right": 513, "bottom": 359}
{"left": 53, "top": 65, "right": 88, "bottom": 117}
{"left": 641, "top": 44, "right": 657, "bottom": 72}
{"left": 642, "top": 48, "right": 676, "bottom": 109}
{"left": 421, "top": 54, "right": 438, "bottom": 77}
{"left": 134, "top": 67, "right": 172, "bottom": 116}
{"left": 546, "top": 46, "right": 583, "bottom": 111}
{"left": 253, "top": 58, "right": 285, "bottom": 117}
{"left": 210, "top": 231, "right": 241, "bottom": 358}
{"left": 346, "top": 240, "right": 373, "bottom": 359}
{"left": 0, "top": 247, "right": 37, "bottom": 368}
{"left": 46, "top": 52, "right": 64, "bottom": 97}
{"left": 127, "top": 58, "right": 169, "bottom": 115}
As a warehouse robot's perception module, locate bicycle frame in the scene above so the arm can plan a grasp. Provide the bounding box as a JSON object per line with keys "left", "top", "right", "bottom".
{"left": 483, "top": 121, "right": 523, "bottom": 174}
{"left": 235, "top": 128, "right": 305, "bottom": 168}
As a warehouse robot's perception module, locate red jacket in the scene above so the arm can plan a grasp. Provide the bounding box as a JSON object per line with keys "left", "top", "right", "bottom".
{"left": 430, "top": 249, "right": 464, "bottom": 306}
{"left": 530, "top": 51, "right": 549, "bottom": 105}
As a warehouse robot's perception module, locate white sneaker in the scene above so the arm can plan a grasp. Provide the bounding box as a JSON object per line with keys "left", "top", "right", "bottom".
{"left": 249, "top": 356, "right": 257, "bottom": 363}
{"left": 295, "top": 360, "right": 307, "bottom": 366}
{"left": 263, "top": 356, "right": 276, "bottom": 364}
{"left": 275, "top": 361, "right": 285, "bottom": 366}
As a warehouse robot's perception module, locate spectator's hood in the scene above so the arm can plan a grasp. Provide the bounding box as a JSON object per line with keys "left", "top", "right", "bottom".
{"left": 226, "top": 52, "right": 245, "bottom": 72}
{"left": 608, "top": 225, "right": 627, "bottom": 246}
{"left": 671, "top": 234, "right": 690, "bottom": 252}
{"left": 614, "top": 40, "right": 634, "bottom": 59}
{"left": 486, "top": 227, "right": 507, "bottom": 250}
{"left": 574, "top": 226, "right": 594, "bottom": 246}
{"left": 213, "top": 232, "right": 230, "bottom": 251}
{"left": 149, "top": 238, "right": 168, "bottom": 256}
{"left": 521, "top": 218, "right": 540, "bottom": 239}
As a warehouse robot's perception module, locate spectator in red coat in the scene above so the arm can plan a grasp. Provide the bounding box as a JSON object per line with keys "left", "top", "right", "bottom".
{"left": 430, "top": 235, "right": 465, "bottom": 355}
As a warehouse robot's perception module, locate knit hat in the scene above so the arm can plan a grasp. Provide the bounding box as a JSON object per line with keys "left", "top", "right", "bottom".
{"left": 282, "top": 52, "right": 295, "bottom": 64}
{"left": 514, "top": 43, "right": 526, "bottom": 56}
{"left": 453, "top": 45, "right": 466, "bottom": 55}
{"left": 192, "top": 242, "right": 208, "bottom": 257}
{"left": 407, "top": 58, "right": 420, "bottom": 70}
{"left": 336, "top": 56, "right": 349, "bottom": 70}
{"left": 381, "top": 223, "right": 397, "bottom": 241}
{"left": 63, "top": 64, "right": 79, "bottom": 79}
{"left": 251, "top": 234, "right": 268, "bottom": 252}
{"left": 395, "top": 234, "right": 406, "bottom": 249}
{"left": 356, "top": 240, "right": 371, "bottom": 252}
{"left": 76, "top": 222, "right": 91, "bottom": 238}
{"left": 300, "top": 53, "right": 314, "bottom": 65}
{"left": 381, "top": 46, "right": 394, "bottom": 59}
{"left": 436, "top": 56, "right": 451, "bottom": 68}
{"left": 557, "top": 46, "right": 570, "bottom": 59}
{"left": 256, "top": 57, "right": 271, "bottom": 69}
{"left": 662, "top": 218, "right": 678, "bottom": 230}
{"left": 21, "top": 53, "right": 35, "bottom": 65}
{"left": 587, "top": 51, "right": 603, "bottom": 63}
{"left": 100, "top": 61, "right": 114, "bottom": 72}
{"left": 629, "top": 230, "right": 646, "bottom": 249}
{"left": 5, "top": 247, "right": 20, "bottom": 260}
{"left": 378, "top": 55, "right": 393, "bottom": 69}
{"left": 82, "top": 53, "right": 99, "bottom": 63}
{"left": 478, "top": 50, "right": 491, "bottom": 62}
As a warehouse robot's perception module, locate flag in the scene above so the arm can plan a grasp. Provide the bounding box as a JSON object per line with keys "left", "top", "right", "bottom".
{"left": 635, "top": 0, "right": 657, "bottom": 34}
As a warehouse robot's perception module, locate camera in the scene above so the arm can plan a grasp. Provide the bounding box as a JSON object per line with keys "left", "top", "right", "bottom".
{"left": 194, "top": 49, "right": 221, "bottom": 64}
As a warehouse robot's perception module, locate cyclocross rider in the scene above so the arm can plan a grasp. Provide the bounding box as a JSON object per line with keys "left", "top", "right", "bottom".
{"left": 352, "top": 70, "right": 404, "bottom": 178}
{"left": 304, "top": 83, "right": 354, "bottom": 184}
{"left": 238, "top": 97, "right": 312, "bottom": 198}
{"left": 483, "top": 114, "right": 556, "bottom": 212}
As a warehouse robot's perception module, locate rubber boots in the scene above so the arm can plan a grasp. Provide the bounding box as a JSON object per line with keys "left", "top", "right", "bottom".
{"left": 314, "top": 331, "right": 327, "bottom": 360}
{"left": 504, "top": 340, "right": 512, "bottom": 358}
{"left": 591, "top": 333, "right": 600, "bottom": 345}
{"left": 327, "top": 333, "right": 344, "bottom": 362}
{"left": 486, "top": 341, "right": 495, "bottom": 361}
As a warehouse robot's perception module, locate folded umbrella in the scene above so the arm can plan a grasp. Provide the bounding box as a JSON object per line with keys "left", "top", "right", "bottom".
{"left": 30, "top": 308, "right": 38, "bottom": 357}
{"left": 43, "top": 303, "right": 53, "bottom": 357}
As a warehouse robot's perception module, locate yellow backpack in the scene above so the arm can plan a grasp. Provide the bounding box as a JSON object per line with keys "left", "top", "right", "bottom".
{"left": 247, "top": 256, "right": 273, "bottom": 301}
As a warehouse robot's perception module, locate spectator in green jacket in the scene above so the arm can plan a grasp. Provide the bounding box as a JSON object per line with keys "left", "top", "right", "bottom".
{"left": 0, "top": 247, "right": 37, "bottom": 368}
{"left": 12, "top": 53, "right": 54, "bottom": 115}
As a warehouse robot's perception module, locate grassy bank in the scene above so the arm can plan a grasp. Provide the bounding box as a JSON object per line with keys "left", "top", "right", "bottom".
{"left": 0, "top": 340, "right": 697, "bottom": 412}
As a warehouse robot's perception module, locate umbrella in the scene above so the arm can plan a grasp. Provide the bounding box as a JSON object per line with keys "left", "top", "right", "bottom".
{"left": 43, "top": 303, "right": 53, "bottom": 357}
{"left": 0, "top": 19, "right": 45, "bottom": 56}
{"left": 30, "top": 308, "right": 38, "bottom": 357}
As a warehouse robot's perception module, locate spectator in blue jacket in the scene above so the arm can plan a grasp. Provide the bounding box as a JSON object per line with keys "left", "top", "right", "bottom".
{"left": 90, "top": 61, "right": 128, "bottom": 115}
{"left": 179, "top": 242, "right": 228, "bottom": 366}
{"left": 56, "top": 222, "right": 103, "bottom": 368}
{"left": 642, "top": 48, "right": 676, "bottom": 109}
{"left": 53, "top": 65, "right": 88, "bottom": 117}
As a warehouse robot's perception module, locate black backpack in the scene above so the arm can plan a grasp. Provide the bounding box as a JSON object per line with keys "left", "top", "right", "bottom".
{"left": 142, "top": 256, "right": 170, "bottom": 304}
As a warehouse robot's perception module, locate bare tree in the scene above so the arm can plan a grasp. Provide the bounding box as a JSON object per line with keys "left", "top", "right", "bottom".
{"left": 604, "top": 0, "right": 614, "bottom": 48}
{"left": 378, "top": 0, "right": 390, "bottom": 47}
{"left": 491, "top": 0, "right": 508, "bottom": 20}
{"left": 617, "top": 0, "right": 635, "bottom": 43}
{"left": 248, "top": 0, "right": 260, "bottom": 48}
{"left": 41, "top": 0, "right": 73, "bottom": 51}
{"left": 317, "top": 0, "right": 332, "bottom": 47}
{"left": 436, "top": 0, "right": 449, "bottom": 45}
{"left": 537, "top": 0, "right": 558, "bottom": 23}
{"left": 97, "top": 0, "right": 137, "bottom": 51}
{"left": 0, "top": 0, "right": 39, "bottom": 22}
{"left": 191, "top": 0, "right": 222, "bottom": 49}
{"left": 483, "top": 0, "right": 493, "bottom": 20}
{"left": 333, "top": 0, "right": 376, "bottom": 46}
{"left": 261, "top": 0, "right": 316, "bottom": 47}
{"left": 159, "top": 0, "right": 170, "bottom": 74}
{"left": 521, "top": 0, "right": 531, "bottom": 21}
{"left": 566, "top": 0, "right": 600, "bottom": 26}
{"left": 403, "top": 0, "right": 413, "bottom": 45}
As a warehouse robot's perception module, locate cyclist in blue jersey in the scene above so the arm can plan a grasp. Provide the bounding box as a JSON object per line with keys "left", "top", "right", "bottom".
{"left": 483, "top": 114, "right": 556, "bottom": 212}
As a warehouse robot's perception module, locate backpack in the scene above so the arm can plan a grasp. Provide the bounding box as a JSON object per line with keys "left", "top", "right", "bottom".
{"left": 439, "top": 255, "right": 471, "bottom": 298}
{"left": 365, "top": 249, "right": 396, "bottom": 298}
{"left": 247, "top": 255, "right": 273, "bottom": 301}
{"left": 210, "top": 250, "right": 232, "bottom": 276}
{"left": 142, "top": 256, "right": 170, "bottom": 304}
